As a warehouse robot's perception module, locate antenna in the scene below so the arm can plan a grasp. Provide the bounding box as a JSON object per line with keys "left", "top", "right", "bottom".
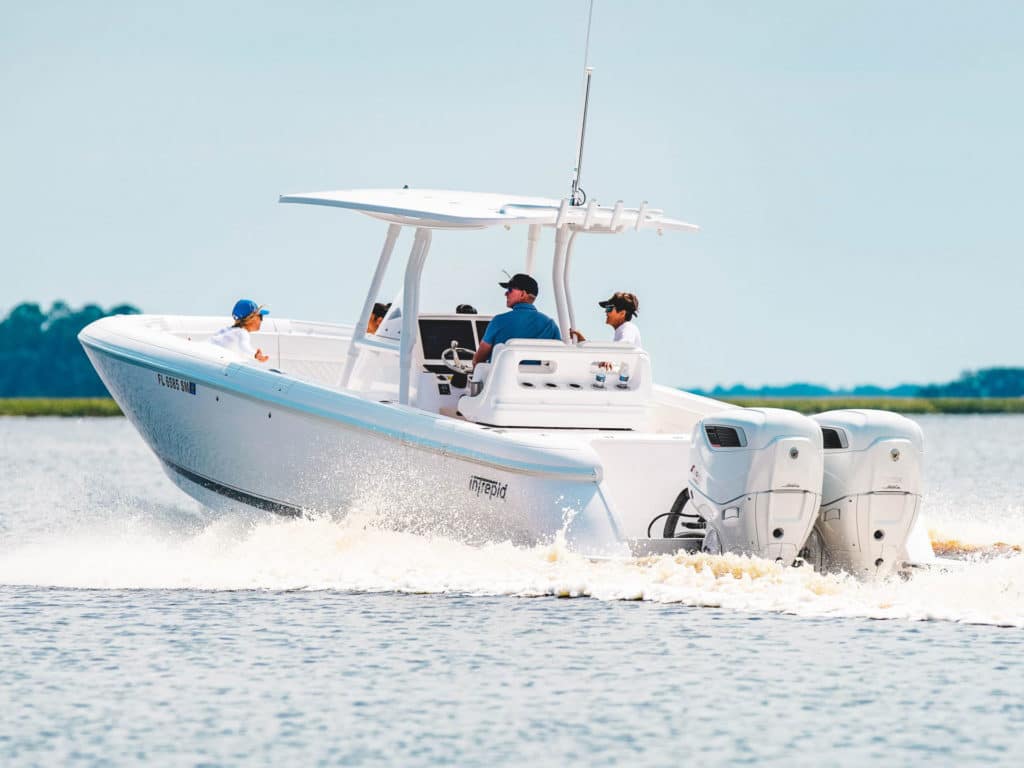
{"left": 569, "top": 0, "right": 595, "bottom": 207}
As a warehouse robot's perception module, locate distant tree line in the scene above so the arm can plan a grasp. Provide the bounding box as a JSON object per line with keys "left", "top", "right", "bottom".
{"left": 694, "top": 369, "right": 1024, "bottom": 399}
{"left": 0, "top": 302, "right": 141, "bottom": 397}
{"left": 1, "top": 301, "right": 1021, "bottom": 399}
{"left": 695, "top": 382, "right": 921, "bottom": 398}
{"left": 918, "top": 368, "right": 1024, "bottom": 398}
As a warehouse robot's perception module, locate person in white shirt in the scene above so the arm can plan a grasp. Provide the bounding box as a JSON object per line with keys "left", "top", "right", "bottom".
{"left": 570, "top": 291, "right": 642, "bottom": 347}
{"left": 209, "top": 299, "right": 270, "bottom": 362}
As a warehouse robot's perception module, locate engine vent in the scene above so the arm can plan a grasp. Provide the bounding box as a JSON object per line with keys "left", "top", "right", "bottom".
{"left": 821, "top": 427, "right": 847, "bottom": 449}
{"left": 705, "top": 425, "right": 744, "bottom": 448}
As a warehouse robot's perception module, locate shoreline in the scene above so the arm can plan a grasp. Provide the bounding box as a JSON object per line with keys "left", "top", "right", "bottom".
{"left": 717, "top": 396, "right": 1024, "bottom": 415}
{"left": 1, "top": 396, "right": 1022, "bottom": 417}
{"left": 0, "top": 398, "right": 125, "bottom": 417}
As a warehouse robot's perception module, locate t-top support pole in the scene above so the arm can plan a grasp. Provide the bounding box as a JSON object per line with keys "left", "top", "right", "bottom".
{"left": 563, "top": 230, "right": 578, "bottom": 335}
{"left": 552, "top": 225, "right": 572, "bottom": 342}
{"left": 398, "top": 227, "right": 432, "bottom": 405}
{"left": 340, "top": 222, "right": 401, "bottom": 389}
{"left": 524, "top": 223, "right": 541, "bottom": 275}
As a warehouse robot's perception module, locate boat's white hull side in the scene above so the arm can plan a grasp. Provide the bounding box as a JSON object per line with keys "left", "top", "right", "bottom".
{"left": 80, "top": 323, "right": 631, "bottom": 556}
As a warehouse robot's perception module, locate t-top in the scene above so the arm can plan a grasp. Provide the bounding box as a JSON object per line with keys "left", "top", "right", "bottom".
{"left": 613, "top": 320, "right": 642, "bottom": 347}
{"left": 209, "top": 326, "right": 256, "bottom": 359}
{"left": 481, "top": 303, "right": 561, "bottom": 359}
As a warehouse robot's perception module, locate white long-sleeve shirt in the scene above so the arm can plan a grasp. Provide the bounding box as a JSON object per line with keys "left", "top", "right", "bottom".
{"left": 209, "top": 326, "right": 256, "bottom": 359}
{"left": 613, "top": 320, "right": 642, "bottom": 347}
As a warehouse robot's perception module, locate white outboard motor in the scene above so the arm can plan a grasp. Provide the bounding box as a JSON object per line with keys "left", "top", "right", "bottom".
{"left": 689, "top": 408, "right": 824, "bottom": 565}
{"left": 808, "top": 410, "right": 924, "bottom": 578}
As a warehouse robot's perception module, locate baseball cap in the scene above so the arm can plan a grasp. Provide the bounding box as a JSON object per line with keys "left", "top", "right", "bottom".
{"left": 231, "top": 299, "right": 270, "bottom": 321}
{"left": 598, "top": 292, "right": 639, "bottom": 315}
{"left": 498, "top": 273, "right": 539, "bottom": 296}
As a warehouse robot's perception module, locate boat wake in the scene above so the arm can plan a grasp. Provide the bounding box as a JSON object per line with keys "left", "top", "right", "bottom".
{"left": 929, "top": 536, "right": 1022, "bottom": 559}
{"left": 1, "top": 505, "right": 1022, "bottom": 628}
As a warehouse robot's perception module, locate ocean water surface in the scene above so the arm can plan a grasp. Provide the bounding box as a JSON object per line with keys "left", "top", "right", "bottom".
{"left": 1, "top": 415, "right": 1023, "bottom": 765}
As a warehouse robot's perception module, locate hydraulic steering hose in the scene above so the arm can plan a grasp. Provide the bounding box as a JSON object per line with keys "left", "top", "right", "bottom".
{"left": 646, "top": 489, "right": 705, "bottom": 539}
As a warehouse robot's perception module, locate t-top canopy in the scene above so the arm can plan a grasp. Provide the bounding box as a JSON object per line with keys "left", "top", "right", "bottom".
{"left": 278, "top": 188, "right": 698, "bottom": 233}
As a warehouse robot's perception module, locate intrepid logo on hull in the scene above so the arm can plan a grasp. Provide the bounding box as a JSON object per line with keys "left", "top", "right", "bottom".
{"left": 469, "top": 475, "right": 508, "bottom": 501}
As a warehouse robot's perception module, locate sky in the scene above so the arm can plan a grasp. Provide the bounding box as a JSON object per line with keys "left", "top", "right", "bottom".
{"left": 2, "top": 1, "right": 1022, "bottom": 389}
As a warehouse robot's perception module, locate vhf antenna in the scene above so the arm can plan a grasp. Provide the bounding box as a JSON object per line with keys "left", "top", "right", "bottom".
{"left": 569, "top": 0, "right": 595, "bottom": 207}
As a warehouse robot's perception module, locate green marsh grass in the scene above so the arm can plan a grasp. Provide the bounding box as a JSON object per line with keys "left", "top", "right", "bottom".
{"left": 0, "top": 398, "right": 123, "bottom": 417}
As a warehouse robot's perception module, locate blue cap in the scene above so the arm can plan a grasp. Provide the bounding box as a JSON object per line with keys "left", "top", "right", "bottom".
{"left": 231, "top": 299, "right": 269, "bottom": 321}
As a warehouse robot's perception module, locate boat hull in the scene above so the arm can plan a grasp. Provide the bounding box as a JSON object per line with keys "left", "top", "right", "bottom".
{"left": 80, "top": 330, "right": 630, "bottom": 556}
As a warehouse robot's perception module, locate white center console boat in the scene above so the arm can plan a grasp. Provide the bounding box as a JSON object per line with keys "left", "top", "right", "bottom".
{"left": 80, "top": 188, "right": 936, "bottom": 576}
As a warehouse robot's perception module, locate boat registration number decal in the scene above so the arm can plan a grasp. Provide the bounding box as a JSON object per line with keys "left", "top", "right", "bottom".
{"left": 156, "top": 373, "right": 197, "bottom": 396}
{"left": 469, "top": 475, "right": 508, "bottom": 501}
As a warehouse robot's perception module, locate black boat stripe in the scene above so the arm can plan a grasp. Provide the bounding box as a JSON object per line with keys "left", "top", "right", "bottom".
{"left": 163, "top": 460, "right": 303, "bottom": 517}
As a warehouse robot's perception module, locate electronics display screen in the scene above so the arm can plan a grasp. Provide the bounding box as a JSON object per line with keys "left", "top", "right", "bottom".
{"left": 418, "top": 319, "right": 477, "bottom": 360}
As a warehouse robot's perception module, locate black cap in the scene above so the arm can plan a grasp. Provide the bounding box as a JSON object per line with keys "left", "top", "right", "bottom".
{"left": 455, "top": 304, "right": 478, "bottom": 314}
{"left": 598, "top": 292, "right": 639, "bottom": 315}
{"left": 499, "top": 273, "right": 539, "bottom": 296}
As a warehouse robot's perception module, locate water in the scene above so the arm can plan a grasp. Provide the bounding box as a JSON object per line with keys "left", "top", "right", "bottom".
{"left": 2, "top": 415, "right": 1023, "bottom": 765}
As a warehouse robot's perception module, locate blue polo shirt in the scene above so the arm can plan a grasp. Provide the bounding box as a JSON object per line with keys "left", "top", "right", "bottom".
{"left": 481, "top": 302, "right": 561, "bottom": 359}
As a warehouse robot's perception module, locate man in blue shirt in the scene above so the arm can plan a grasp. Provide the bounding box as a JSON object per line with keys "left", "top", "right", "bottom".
{"left": 471, "top": 273, "right": 561, "bottom": 366}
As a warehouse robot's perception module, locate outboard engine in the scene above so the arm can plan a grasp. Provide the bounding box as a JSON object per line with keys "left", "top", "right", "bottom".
{"left": 689, "top": 408, "right": 824, "bottom": 565}
{"left": 808, "top": 410, "right": 924, "bottom": 578}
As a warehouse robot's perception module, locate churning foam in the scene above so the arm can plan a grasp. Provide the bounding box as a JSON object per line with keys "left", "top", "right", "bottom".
{"left": 0, "top": 510, "right": 1021, "bottom": 627}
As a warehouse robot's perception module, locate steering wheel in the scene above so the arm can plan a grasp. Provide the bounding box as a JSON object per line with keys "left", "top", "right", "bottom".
{"left": 441, "top": 342, "right": 475, "bottom": 375}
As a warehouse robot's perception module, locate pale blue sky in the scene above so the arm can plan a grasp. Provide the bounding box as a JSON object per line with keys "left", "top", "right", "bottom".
{"left": 2, "top": 1, "right": 1021, "bottom": 388}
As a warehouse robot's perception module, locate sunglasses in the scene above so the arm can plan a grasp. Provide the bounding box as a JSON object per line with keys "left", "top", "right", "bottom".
{"left": 604, "top": 305, "right": 615, "bottom": 313}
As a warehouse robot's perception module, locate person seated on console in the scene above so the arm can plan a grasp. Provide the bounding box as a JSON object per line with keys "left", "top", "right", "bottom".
{"left": 366, "top": 301, "right": 391, "bottom": 335}
{"left": 471, "top": 273, "right": 560, "bottom": 367}
{"left": 570, "top": 291, "right": 641, "bottom": 347}
{"left": 209, "top": 298, "right": 270, "bottom": 363}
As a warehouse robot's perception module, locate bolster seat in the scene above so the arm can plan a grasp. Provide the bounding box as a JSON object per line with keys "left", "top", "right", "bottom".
{"left": 458, "top": 340, "right": 652, "bottom": 429}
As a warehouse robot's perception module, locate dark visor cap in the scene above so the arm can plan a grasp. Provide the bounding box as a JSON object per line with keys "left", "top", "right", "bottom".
{"left": 598, "top": 291, "right": 639, "bottom": 315}
{"left": 498, "top": 273, "right": 539, "bottom": 296}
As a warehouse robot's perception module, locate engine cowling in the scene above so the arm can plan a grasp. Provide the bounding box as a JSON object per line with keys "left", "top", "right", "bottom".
{"left": 808, "top": 409, "right": 925, "bottom": 577}
{"left": 689, "top": 408, "right": 824, "bottom": 565}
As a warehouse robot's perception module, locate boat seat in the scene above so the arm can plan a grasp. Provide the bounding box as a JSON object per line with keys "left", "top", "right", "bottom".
{"left": 458, "top": 340, "right": 653, "bottom": 429}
